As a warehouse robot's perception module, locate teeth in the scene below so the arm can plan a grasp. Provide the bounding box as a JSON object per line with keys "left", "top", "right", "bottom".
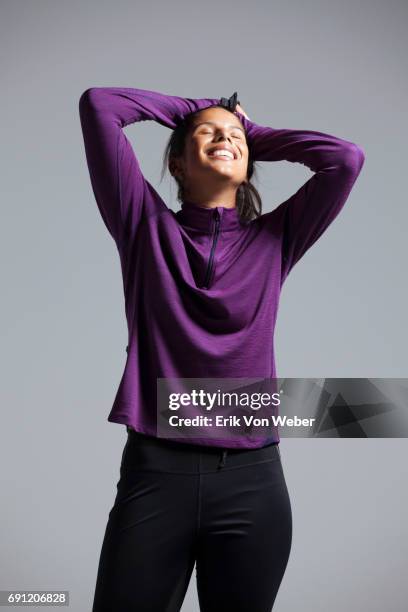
{"left": 208, "top": 149, "right": 234, "bottom": 159}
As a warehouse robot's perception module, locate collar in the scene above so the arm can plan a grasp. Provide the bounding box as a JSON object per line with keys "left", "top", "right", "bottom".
{"left": 176, "top": 199, "right": 243, "bottom": 233}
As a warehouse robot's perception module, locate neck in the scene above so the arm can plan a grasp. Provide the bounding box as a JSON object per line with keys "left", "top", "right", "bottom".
{"left": 182, "top": 187, "right": 238, "bottom": 209}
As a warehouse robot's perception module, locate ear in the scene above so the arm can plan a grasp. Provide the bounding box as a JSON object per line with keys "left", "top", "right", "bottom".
{"left": 168, "top": 160, "right": 175, "bottom": 177}
{"left": 169, "top": 157, "right": 179, "bottom": 176}
{"left": 169, "top": 157, "right": 182, "bottom": 179}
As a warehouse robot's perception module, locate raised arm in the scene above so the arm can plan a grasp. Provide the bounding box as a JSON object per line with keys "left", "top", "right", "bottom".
{"left": 235, "top": 113, "right": 366, "bottom": 283}
{"left": 78, "top": 87, "right": 220, "bottom": 251}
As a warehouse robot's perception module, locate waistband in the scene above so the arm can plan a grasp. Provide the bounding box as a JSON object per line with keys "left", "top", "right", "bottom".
{"left": 122, "top": 428, "right": 281, "bottom": 474}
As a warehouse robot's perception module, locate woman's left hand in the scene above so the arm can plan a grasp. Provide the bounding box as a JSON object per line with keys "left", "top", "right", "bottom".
{"left": 235, "top": 103, "right": 250, "bottom": 121}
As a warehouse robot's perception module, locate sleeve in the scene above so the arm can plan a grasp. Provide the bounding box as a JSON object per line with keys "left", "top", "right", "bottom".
{"left": 235, "top": 113, "right": 366, "bottom": 284}
{"left": 78, "top": 87, "right": 220, "bottom": 251}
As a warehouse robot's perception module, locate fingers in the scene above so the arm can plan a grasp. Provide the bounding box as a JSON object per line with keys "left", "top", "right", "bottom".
{"left": 235, "top": 103, "right": 250, "bottom": 120}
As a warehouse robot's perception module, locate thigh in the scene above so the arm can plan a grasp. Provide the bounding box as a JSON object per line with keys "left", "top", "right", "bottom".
{"left": 196, "top": 458, "right": 292, "bottom": 612}
{"left": 92, "top": 465, "right": 198, "bottom": 612}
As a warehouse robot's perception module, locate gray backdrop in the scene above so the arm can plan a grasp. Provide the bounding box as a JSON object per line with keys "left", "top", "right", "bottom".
{"left": 1, "top": 0, "right": 407, "bottom": 610}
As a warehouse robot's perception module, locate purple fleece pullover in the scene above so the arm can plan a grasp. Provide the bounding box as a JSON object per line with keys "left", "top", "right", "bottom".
{"left": 78, "top": 86, "right": 365, "bottom": 448}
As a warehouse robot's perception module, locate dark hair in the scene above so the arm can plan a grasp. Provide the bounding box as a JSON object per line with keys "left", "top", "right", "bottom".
{"left": 159, "top": 104, "right": 262, "bottom": 223}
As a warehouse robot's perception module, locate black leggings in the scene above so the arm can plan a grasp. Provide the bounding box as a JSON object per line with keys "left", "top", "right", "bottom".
{"left": 92, "top": 429, "right": 293, "bottom": 612}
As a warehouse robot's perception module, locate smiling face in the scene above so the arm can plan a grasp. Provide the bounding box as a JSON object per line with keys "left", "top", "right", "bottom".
{"left": 169, "top": 107, "right": 249, "bottom": 203}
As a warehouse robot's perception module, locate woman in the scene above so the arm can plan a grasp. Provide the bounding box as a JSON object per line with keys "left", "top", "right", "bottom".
{"left": 79, "top": 87, "right": 365, "bottom": 612}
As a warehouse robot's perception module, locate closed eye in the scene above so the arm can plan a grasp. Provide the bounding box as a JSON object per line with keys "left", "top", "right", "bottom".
{"left": 200, "top": 130, "right": 242, "bottom": 138}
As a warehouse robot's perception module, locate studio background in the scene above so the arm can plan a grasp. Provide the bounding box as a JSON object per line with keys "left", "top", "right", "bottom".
{"left": 1, "top": 0, "right": 407, "bottom": 610}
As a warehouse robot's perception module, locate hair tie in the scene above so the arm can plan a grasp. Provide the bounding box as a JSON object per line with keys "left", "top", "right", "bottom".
{"left": 219, "top": 91, "right": 240, "bottom": 112}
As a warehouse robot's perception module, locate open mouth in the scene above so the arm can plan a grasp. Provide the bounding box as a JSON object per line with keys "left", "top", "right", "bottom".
{"left": 207, "top": 149, "right": 236, "bottom": 161}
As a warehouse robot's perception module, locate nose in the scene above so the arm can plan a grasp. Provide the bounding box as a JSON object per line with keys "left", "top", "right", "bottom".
{"left": 215, "top": 132, "right": 232, "bottom": 143}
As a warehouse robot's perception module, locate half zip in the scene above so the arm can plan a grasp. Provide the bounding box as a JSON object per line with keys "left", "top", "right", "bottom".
{"left": 202, "top": 208, "right": 221, "bottom": 288}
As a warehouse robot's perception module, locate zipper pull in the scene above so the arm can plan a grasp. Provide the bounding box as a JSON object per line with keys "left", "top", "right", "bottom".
{"left": 218, "top": 449, "right": 228, "bottom": 469}
{"left": 213, "top": 209, "right": 221, "bottom": 233}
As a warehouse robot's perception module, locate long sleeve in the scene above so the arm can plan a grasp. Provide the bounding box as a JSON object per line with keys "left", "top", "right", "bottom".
{"left": 235, "top": 113, "right": 366, "bottom": 283}
{"left": 78, "top": 87, "right": 220, "bottom": 250}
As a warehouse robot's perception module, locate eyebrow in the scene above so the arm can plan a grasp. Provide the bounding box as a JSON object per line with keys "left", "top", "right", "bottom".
{"left": 192, "top": 121, "right": 245, "bottom": 134}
